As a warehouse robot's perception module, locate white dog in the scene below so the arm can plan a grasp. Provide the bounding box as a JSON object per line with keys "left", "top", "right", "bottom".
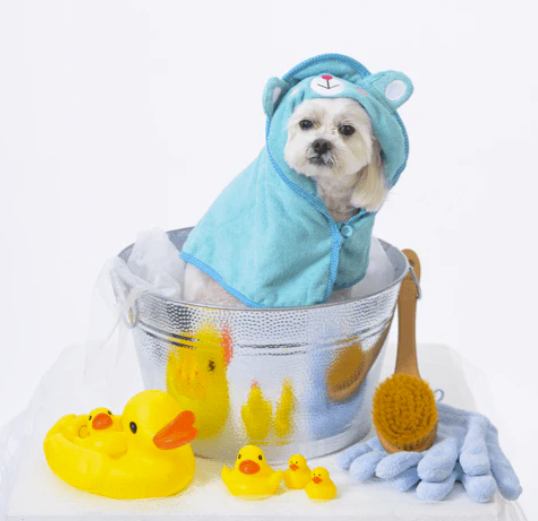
{"left": 183, "top": 97, "right": 385, "bottom": 307}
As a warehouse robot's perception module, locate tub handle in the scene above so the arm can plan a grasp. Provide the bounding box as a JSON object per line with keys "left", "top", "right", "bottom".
{"left": 125, "top": 301, "right": 140, "bottom": 329}
{"left": 408, "top": 263, "right": 422, "bottom": 300}
{"left": 110, "top": 268, "right": 141, "bottom": 329}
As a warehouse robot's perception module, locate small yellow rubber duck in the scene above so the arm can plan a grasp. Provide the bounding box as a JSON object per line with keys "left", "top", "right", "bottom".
{"left": 222, "top": 445, "right": 283, "bottom": 498}
{"left": 284, "top": 454, "right": 311, "bottom": 489}
{"left": 47, "top": 413, "right": 88, "bottom": 440}
{"left": 44, "top": 390, "right": 197, "bottom": 499}
{"left": 305, "top": 467, "right": 337, "bottom": 500}
{"left": 79, "top": 408, "right": 122, "bottom": 434}
{"left": 74, "top": 408, "right": 126, "bottom": 457}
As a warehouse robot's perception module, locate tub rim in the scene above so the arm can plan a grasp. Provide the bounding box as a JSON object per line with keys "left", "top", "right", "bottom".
{"left": 117, "top": 227, "right": 410, "bottom": 314}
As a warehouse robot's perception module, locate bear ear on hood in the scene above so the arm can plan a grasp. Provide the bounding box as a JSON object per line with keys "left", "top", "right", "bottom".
{"left": 365, "top": 71, "right": 413, "bottom": 111}
{"left": 262, "top": 77, "right": 290, "bottom": 117}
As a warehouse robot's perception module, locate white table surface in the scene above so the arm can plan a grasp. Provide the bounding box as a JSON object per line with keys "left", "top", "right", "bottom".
{"left": 4, "top": 342, "right": 528, "bottom": 521}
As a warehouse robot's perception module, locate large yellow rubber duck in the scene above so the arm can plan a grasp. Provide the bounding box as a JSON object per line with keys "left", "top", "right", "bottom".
{"left": 305, "top": 467, "right": 337, "bottom": 500}
{"left": 284, "top": 454, "right": 311, "bottom": 489}
{"left": 44, "top": 390, "right": 197, "bottom": 499}
{"left": 167, "top": 324, "right": 232, "bottom": 439}
{"left": 222, "top": 445, "right": 283, "bottom": 498}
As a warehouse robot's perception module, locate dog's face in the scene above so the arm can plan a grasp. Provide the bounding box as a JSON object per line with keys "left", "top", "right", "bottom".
{"left": 285, "top": 98, "right": 375, "bottom": 178}
{"left": 284, "top": 97, "right": 386, "bottom": 212}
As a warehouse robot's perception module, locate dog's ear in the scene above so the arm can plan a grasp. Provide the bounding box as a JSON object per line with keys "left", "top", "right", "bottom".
{"left": 351, "top": 139, "right": 387, "bottom": 213}
{"left": 365, "top": 71, "right": 413, "bottom": 111}
{"left": 262, "top": 77, "right": 290, "bottom": 117}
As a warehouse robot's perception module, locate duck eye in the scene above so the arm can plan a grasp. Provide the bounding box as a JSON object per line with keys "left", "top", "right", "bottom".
{"left": 258, "top": 455, "right": 263, "bottom": 461}
{"left": 129, "top": 422, "right": 137, "bottom": 434}
{"left": 88, "top": 416, "right": 92, "bottom": 420}
{"left": 299, "top": 120, "right": 313, "bottom": 130}
{"left": 108, "top": 410, "right": 112, "bottom": 415}
{"left": 208, "top": 360, "right": 215, "bottom": 372}
{"left": 237, "top": 453, "right": 241, "bottom": 459}
{"left": 339, "top": 125, "right": 355, "bottom": 136}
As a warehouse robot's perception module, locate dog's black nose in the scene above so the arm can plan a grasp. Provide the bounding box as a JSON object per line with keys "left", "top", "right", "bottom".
{"left": 312, "top": 139, "right": 332, "bottom": 155}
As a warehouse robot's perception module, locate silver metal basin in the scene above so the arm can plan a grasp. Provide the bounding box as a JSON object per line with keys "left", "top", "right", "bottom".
{"left": 117, "top": 228, "right": 408, "bottom": 462}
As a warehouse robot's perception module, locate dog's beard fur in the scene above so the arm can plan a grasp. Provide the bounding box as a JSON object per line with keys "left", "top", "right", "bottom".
{"left": 284, "top": 98, "right": 386, "bottom": 216}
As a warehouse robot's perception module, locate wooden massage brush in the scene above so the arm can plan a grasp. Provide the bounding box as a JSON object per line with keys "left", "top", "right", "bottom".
{"left": 373, "top": 249, "right": 438, "bottom": 453}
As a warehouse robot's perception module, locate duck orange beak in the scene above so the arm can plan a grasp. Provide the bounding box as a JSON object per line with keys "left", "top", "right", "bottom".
{"left": 239, "top": 460, "right": 260, "bottom": 474}
{"left": 290, "top": 464, "right": 299, "bottom": 471}
{"left": 153, "top": 410, "right": 197, "bottom": 450}
{"left": 312, "top": 476, "right": 323, "bottom": 484}
{"left": 92, "top": 413, "right": 113, "bottom": 430}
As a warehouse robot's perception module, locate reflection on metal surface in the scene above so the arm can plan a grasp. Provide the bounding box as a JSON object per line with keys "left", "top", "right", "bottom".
{"left": 166, "top": 324, "right": 232, "bottom": 440}
{"left": 241, "top": 381, "right": 273, "bottom": 443}
{"left": 118, "top": 228, "right": 408, "bottom": 461}
{"left": 274, "top": 379, "right": 297, "bottom": 442}
{"left": 327, "top": 319, "right": 393, "bottom": 402}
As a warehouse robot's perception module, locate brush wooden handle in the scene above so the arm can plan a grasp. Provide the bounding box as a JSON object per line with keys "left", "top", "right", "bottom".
{"left": 395, "top": 249, "right": 421, "bottom": 377}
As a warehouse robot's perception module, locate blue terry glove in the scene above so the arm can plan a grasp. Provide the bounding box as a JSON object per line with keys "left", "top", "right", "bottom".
{"left": 338, "top": 402, "right": 522, "bottom": 503}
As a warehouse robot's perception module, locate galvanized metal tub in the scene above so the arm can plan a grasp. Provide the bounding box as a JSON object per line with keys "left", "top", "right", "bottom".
{"left": 117, "top": 228, "right": 408, "bottom": 462}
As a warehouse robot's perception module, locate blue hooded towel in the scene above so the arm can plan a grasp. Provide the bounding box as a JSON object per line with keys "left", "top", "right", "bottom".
{"left": 180, "top": 54, "right": 412, "bottom": 308}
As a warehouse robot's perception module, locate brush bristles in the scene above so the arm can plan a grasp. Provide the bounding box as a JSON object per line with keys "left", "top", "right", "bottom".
{"left": 373, "top": 374, "right": 437, "bottom": 450}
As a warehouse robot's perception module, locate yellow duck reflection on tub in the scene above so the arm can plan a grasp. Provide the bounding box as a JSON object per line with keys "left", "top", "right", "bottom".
{"left": 167, "top": 324, "right": 232, "bottom": 439}
{"left": 222, "top": 445, "right": 283, "bottom": 498}
{"left": 44, "top": 390, "right": 197, "bottom": 499}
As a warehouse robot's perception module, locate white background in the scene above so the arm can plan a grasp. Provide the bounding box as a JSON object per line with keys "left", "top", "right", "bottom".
{"left": 0, "top": 0, "right": 536, "bottom": 517}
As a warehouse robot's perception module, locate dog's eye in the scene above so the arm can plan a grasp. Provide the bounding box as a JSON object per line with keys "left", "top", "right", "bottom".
{"left": 299, "top": 120, "right": 313, "bottom": 130}
{"left": 339, "top": 125, "right": 355, "bottom": 136}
